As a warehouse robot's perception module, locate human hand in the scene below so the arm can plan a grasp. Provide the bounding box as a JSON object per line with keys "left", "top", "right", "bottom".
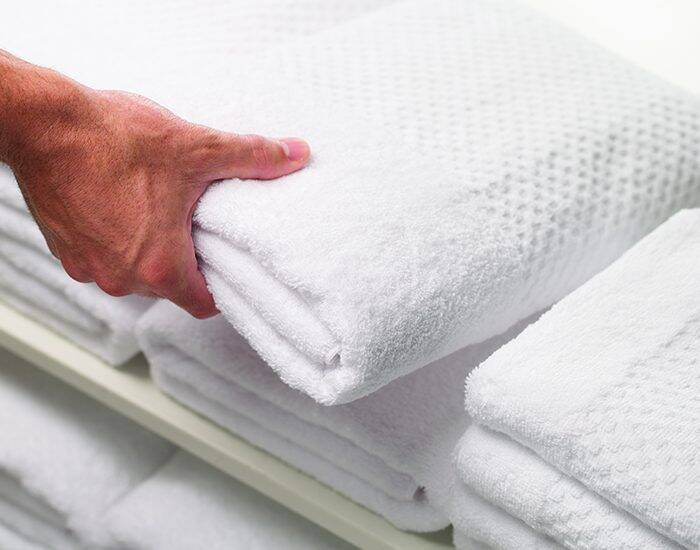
{"left": 0, "top": 52, "right": 310, "bottom": 318}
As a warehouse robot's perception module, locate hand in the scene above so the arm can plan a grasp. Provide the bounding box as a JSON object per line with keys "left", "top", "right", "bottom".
{"left": 0, "top": 52, "right": 310, "bottom": 318}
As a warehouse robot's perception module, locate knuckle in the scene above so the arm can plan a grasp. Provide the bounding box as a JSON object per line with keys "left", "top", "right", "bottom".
{"left": 61, "top": 258, "right": 92, "bottom": 284}
{"left": 138, "top": 254, "right": 179, "bottom": 291}
{"left": 95, "top": 276, "right": 130, "bottom": 297}
{"left": 244, "top": 135, "right": 276, "bottom": 169}
{"left": 189, "top": 301, "right": 216, "bottom": 319}
{"left": 190, "top": 307, "right": 212, "bottom": 320}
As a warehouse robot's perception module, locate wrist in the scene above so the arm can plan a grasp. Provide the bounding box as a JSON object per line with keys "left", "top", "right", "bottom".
{"left": 0, "top": 50, "right": 94, "bottom": 167}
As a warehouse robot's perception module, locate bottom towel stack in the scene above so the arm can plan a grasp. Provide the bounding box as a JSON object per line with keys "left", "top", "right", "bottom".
{"left": 2, "top": 212, "right": 696, "bottom": 549}
{"left": 137, "top": 299, "right": 540, "bottom": 537}
{"left": 135, "top": 212, "right": 699, "bottom": 549}
{"left": 0, "top": 349, "right": 350, "bottom": 549}
{"left": 455, "top": 209, "right": 700, "bottom": 550}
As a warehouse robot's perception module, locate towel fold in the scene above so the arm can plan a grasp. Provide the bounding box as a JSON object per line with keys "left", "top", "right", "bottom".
{"left": 173, "top": 0, "right": 700, "bottom": 404}
{"left": 465, "top": 209, "right": 700, "bottom": 549}
{"left": 3, "top": 0, "right": 699, "bottom": 401}
{"left": 457, "top": 426, "right": 681, "bottom": 549}
{"left": 99, "top": 451, "right": 351, "bottom": 550}
{"left": 0, "top": 0, "right": 392, "bottom": 366}
{"left": 137, "top": 300, "right": 531, "bottom": 531}
{"left": 448, "top": 481, "right": 562, "bottom": 550}
{"left": 0, "top": 521, "right": 47, "bottom": 550}
{"left": 0, "top": 349, "right": 173, "bottom": 548}
{"left": 0, "top": 174, "right": 151, "bottom": 364}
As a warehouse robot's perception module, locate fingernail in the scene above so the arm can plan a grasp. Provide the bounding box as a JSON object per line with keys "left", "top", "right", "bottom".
{"left": 279, "top": 137, "right": 310, "bottom": 162}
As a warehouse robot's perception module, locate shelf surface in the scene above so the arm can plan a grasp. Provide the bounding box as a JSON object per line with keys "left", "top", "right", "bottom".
{"left": 0, "top": 300, "right": 454, "bottom": 550}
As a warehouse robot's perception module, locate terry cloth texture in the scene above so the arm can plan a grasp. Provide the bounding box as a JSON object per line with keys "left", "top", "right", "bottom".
{"left": 465, "top": 209, "right": 700, "bottom": 549}
{"left": 3, "top": 0, "right": 699, "bottom": 401}
{"left": 456, "top": 426, "right": 683, "bottom": 550}
{"left": 98, "top": 451, "right": 352, "bottom": 550}
{"left": 159, "top": 0, "right": 700, "bottom": 404}
{"left": 137, "top": 300, "right": 534, "bottom": 531}
{"left": 0, "top": 348, "right": 173, "bottom": 548}
{"left": 0, "top": 0, "right": 393, "bottom": 365}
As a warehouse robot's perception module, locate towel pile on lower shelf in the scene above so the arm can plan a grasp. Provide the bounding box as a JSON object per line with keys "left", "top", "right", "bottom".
{"left": 0, "top": 349, "right": 349, "bottom": 549}
{"left": 0, "top": 351, "right": 173, "bottom": 548}
{"left": 454, "top": 209, "right": 700, "bottom": 550}
{"left": 99, "top": 451, "right": 352, "bottom": 550}
{"left": 0, "top": 171, "right": 150, "bottom": 365}
{"left": 138, "top": 302, "right": 534, "bottom": 531}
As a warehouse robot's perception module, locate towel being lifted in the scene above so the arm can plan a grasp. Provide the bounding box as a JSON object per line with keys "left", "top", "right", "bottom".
{"left": 170, "top": 0, "right": 700, "bottom": 404}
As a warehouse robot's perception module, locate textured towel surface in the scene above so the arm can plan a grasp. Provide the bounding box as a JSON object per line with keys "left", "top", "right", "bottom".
{"left": 454, "top": 530, "right": 525, "bottom": 550}
{"left": 3, "top": 0, "right": 699, "bottom": 400}
{"left": 0, "top": 0, "right": 391, "bottom": 366}
{"left": 457, "top": 426, "right": 681, "bottom": 549}
{"left": 0, "top": 349, "right": 173, "bottom": 547}
{"left": 170, "top": 0, "right": 700, "bottom": 404}
{"left": 100, "top": 451, "right": 352, "bottom": 550}
{"left": 138, "top": 300, "right": 532, "bottom": 531}
{"left": 466, "top": 209, "right": 700, "bottom": 549}
{"left": 448, "top": 481, "right": 562, "bottom": 550}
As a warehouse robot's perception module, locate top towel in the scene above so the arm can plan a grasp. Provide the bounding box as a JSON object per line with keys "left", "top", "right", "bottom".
{"left": 5, "top": 0, "right": 700, "bottom": 402}
{"left": 175, "top": 0, "right": 700, "bottom": 404}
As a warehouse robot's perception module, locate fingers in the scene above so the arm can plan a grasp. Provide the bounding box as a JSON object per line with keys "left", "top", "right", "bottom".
{"left": 61, "top": 256, "right": 94, "bottom": 284}
{"left": 167, "top": 254, "right": 218, "bottom": 319}
{"left": 201, "top": 133, "right": 310, "bottom": 181}
{"left": 137, "top": 234, "right": 218, "bottom": 319}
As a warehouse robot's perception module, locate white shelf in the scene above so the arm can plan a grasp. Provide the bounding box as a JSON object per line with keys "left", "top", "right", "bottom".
{"left": 0, "top": 300, "right": 454, "bottom": 550}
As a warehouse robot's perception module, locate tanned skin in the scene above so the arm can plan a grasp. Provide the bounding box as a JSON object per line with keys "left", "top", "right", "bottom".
{"left": 0, "top": 50, "right": 310, "bottom": 318}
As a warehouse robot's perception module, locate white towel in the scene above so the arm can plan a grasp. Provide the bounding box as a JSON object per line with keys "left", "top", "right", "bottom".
{"left": 0, "top": 0, "right": 393, "bottom": 365}
{"left": 449, "top": 482, "right": 563, "bottom": 550}
{"left": 4, "top": 0, "right": 699, "bottom": 400}
{"left": 457, "top": 426, "right": 681, "bottom": 549}
{"left": 99, "top": 451, "right": 352, "bottom": 550}
{"left": 0, "top": 174, "right": 151, "bottom": 364}
{"left": 454, "top": 531, "right": 515, "bottom": 550}
{"left": 0, "top": 348, "right": 173, "bottom": 548}
{"left": 0, "top": 522, "right": 47, "bottom": 550}
{"left": 165, "top": 0, "right": 700, "bottom": 404}
{"left": 137, "top": 300, "right": 532, "bottom": 531}
{"left": 465, "top": 209, "right": 700, "bottom": 549}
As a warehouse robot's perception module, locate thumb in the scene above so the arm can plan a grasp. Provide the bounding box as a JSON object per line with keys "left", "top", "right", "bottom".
{"left": 204, "top": 133, "right": 310, "bottom": 181}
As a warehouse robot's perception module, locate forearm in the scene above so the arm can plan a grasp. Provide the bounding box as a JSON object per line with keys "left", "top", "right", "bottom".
{"left": 0, "top": 50, "right": 91, "bottom": 167}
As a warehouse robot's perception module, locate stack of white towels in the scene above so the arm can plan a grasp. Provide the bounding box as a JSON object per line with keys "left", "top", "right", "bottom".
{"left": 455, "top": 209, "right": 700, "bottom": 549}
{"left": 1, "top": 0, "right": 699, "bottom": 548}
{"left": 0, "top": 349, "right": 351, "bottom": 549}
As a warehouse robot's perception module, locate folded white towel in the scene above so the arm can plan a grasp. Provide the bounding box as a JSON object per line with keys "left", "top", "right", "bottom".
{"left": 4, "top": 0, "right": 699, "bottom": 401}
{"left": 0, "top": 0, "right": 391, "bottom": 365}
{"left": 454, "top": 531, "right": 517, "bottom": 550}
{"left": 99, "top": 451, "right": 352, "bottom": 550}
{"left": 465, "top": 209, "right": 700, "bottom": 549}
{"left": 0, "top": 175, "right": 151, "bottom": 364}
{"left": 457, "top": 426, "right": 681, "bottom": 549}
{"left": 137, "top": 300, "right": 531, "bottom": 531}
{"left": 449, "top": 481, "right": 562, "bottom": 550}
{"left": 0, "top": 348, "right": 173, "bottom": 547}
{"left": 169, "top": 0, "right": 700, "bottom": 404}
{"left": 0, "top": 519, "right": 47, "bottom": 550}
{"left": 0, "top": 0, "right": 395, "bottom": 90}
